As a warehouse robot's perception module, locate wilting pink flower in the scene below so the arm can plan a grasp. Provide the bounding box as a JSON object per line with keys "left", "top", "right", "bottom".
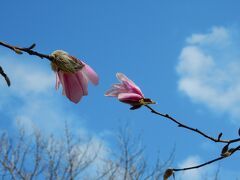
{"left": 105, "top": 73, "right": 155, "bottom": 109}
{"left": 51, "top": 50, "right": 99, "bottom": 103}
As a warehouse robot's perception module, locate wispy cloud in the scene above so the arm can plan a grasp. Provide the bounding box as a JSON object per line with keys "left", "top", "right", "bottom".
{"left": 177, "top": 26, "right": 240, "bottom": 122}
{"left": 177, "top": 155, "right": 240, "bottom": 180}
{"left": 0, "top": 54, "right": 59, "bottom": 131}
{"left": 0, "top": 54, "right": 54, "bottom": 96}
{"left": 186, "top": 27, "right": 231, "bottom": 46}
{"left": 177, "top": 155, "right": 217, "bottom": 180}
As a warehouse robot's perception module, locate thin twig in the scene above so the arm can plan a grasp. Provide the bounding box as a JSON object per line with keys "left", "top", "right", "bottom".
{"left": 173, "top": 156, "right": 225, "bottom": 172}
{"left": 0, "top": 41, "right": 54, "bottom": 62}
{"left": 0, "top": 65, "right": 10, "bottom": 86}
{"left": 172, "top": 145, "right": 240, "bottom": 172}
{"left": 144, "top": 105, "right": 240, "bottom": 144}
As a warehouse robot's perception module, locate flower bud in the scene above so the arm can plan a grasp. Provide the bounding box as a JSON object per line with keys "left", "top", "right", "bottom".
{"left": 51, "top": 50, "right": 84, "bottom": 73}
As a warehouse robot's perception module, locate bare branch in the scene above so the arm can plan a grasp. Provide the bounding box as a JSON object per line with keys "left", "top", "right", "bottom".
{"left": 97, "top": 124, "right": 173, "bottom": 180}
{"left": 145, "top": 105, "right": 240, "bottom": 144}
{"left": 0, "top": 65, "right": 10, "bottom": 86}
{"left": 0, "top": 41, "right": 53, "bottom": 61}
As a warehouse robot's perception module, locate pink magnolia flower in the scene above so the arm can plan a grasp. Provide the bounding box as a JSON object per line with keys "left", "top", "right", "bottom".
{"left": 105, "top": 73, "right": 155, "bottom": 109}
{"left": 51, "top": 50, "right": 99, "bottom": 103}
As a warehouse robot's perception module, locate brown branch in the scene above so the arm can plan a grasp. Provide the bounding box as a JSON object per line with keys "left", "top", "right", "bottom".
{"left": 162, "top": 145, "right": 240, "bottom": 180}
{"left": 30, "top": 132, "right": 43, "bottom": 180}
{"left": 0, "top": 65, "right": 10, "bottom": 86}
{"left": 172, "top": 145, "right": 240, "bottom": 173}
{"left": 145, "top": 105, "right": 240, "bottom": 144}
{"left": 173, "top": 156, "right": 225, "bottom": 172}
{"left": 0, "top": 41, "right": 54, "bottom": 62}
{"left": 0, "top": 40, "right": 55, "bottom": 87}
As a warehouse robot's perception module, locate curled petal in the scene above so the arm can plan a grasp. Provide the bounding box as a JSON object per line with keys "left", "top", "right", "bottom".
{"left": 105, "top": 88, "right": 118, "bottom": 97}
{"left": 55, "top": 72, "right": 60, "bottom": 90}
{"left": 58, "top": 72, "right": 84, "bottom": 103}
{"left": 63, "top": 73, "right": 83, "bottom": 103}
{"left": 105, "top": 83, "right": 130, "bottom": 97}
{"left": 112, "top": 83, "right": 127, "bottom": 90}
{"left": 82, "top": 62, "right": 99, "bottom": 85}
{"left": 118, "top": 93, "right": 143, "bottom": 102}
{"left": 105, "top": 87, "right": 128, "bottom": 97}
{"left": 116, "top": 73, "right": 144, "bottom": 97}
{"left": 57, "top": 71, "right": 66, "bottom": 95}
{"left": 76, "top": 71, "right": 88, "bottom": 96}
{"left": 116, "top": 73, "right": 134, "bottom": 85}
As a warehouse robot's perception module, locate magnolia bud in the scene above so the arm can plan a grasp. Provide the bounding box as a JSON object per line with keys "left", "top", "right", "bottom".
{"left": 13, "top": 48, "right": 23, "bottom": 55}
{"left": 164, "top": 169, "right": 174, "bottom": 180}
{"left": 50, "top": 50, "right": 84, "bottom": 73}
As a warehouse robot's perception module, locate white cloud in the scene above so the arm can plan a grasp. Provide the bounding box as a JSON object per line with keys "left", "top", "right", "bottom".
{"left": 186, "top": 26, "right": 230, "bottom": 46}
{"left": 177, "top": 155, "right": 240, "bottom": 180}
{"left": 0, "top": 54, "right": 54, "bottom": 96}
{"left": 177, "top": 155, "right": 216, "bottom": 180}
{"left": 10, "top": 65, "right": 53, "bottom": 94}
{"left": 0, "top": 54, "right": 63, "bottom": 132}
{"left": 177, "top": 26, "right": 240, "bottom": 122}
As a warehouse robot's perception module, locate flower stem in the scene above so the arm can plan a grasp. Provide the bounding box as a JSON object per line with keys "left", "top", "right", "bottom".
{"left": 144, "top": 105, "right": 240, "bottom": 144}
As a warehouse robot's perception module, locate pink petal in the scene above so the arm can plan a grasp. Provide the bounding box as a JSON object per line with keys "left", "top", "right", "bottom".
{"left": 76, "top": 71, "right": 88, "bottom": 96}
{"left": 82, "top": 62, "right": 99, "bottom": 85}
{"left": 112, "top": 83, "right": 127, "bottom": 90}
{"left": 116, "top": 73, "right": 144, "bottom": 97}
{"left": 105, "top": 83, "right": 129, "bottom": 97}
{"left": 55, "top": 72, "right": 60, "bottom": 90}
{"left": 105, "top": 88, "right": 118, "bottom": 97}
{"left": 57, "top": 71, "right": 66, "bottom": 95}
{"left": 105, "top": 88, "right": 125, "bottom": 97}
{"left": 61, "top": 73, "right": 84, "bottom": 103}
{"left": 116, "top": 73, "right": 135, "bottom": 86}
{"left": 118, "top": 93, "right": 142, "bottom": 102}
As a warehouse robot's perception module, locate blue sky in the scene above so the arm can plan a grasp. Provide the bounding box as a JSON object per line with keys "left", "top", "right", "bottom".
{"left": 1, "top": 0, "right": 240, "bottom": 179}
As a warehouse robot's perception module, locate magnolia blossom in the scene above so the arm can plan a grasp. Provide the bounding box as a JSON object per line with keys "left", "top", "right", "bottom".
{"left": 51, "top": 50, "right": 99, "bottom": 103}
{"left": 105, "top": 73, "right": 155, "bottom": 109}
